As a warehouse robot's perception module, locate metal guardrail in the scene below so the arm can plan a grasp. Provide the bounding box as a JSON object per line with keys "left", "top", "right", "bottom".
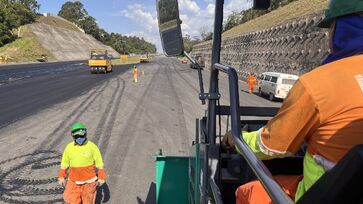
{"left": 213, "top": 63, "right": 294, "bottom": 204}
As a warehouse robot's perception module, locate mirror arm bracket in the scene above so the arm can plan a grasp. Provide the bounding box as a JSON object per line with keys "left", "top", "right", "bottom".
{"left": 184, "top": 51, "right": 207, "bottom": 104}
{"left": 200, "top": 93, "right": 220, "bottom": 100}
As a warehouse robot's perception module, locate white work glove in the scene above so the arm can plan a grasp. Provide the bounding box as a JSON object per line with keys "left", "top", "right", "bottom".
{"left": 97, "top": 179, "right": 105, "bottom": 187}
{"left": 58, "top": 177, "right": 66, "bottom": 187}
{"left": 313, "top": 154, "right": 336, "bottom": 171}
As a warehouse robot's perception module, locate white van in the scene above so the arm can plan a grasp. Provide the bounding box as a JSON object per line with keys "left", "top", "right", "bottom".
{"left": 257, "top": 72, "right": 299, "bottom": 101}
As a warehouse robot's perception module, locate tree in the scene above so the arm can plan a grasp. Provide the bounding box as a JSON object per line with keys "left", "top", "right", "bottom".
{"left": 201, "top": 32, "right": 213, "bottom": 41}
{"left": 0, "top": 0, "right": 38, "bottom": 46}
{"left": 224, "top": 11, "right": 243, "bottom": 31}
{"left": 183, "top": 34, "right": 201, "bottom": 53}
{"left": 78, "top": 16, "right": 100, "bottom": 39}
{"left": 221, "top": 0, "right": 297, "bottom": 33}
{"left": 56, "top": 1, "right": 157, "bottom": 54}
{"left": 19, "top": 0, "right": 41, "bottom": 12}
{"left": 58, "top": 1, "right": 88, "bottom": 24}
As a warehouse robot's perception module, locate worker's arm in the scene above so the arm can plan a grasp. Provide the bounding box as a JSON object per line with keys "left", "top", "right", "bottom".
{"left": 58, "top": 147, "right": 70, "bottom": 186}
{"left": 92, "top": 144, "right": 106, "bottom": 182}
{"left": 234, "top": 80, "right": 320, "bottom": 160}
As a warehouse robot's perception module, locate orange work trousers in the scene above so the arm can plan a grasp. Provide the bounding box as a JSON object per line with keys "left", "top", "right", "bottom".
{"left": 248, "top": 85, "right": 254, "bottom": 93}
{"left": 64, "top": 180, "right": 97, "bottom": 204}
{"left": 235, "top": 175, "right": 302, "bottom": 204}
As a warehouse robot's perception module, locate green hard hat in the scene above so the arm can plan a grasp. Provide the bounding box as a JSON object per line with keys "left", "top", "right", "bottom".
{"left": 71, "top": 122, "right": 86, "bottom": 132}
{"left": 318, "top": 0, "right": 363, "bottom": 28}
{"left": 133, "top": 65, "right": 136, "bottom": 68}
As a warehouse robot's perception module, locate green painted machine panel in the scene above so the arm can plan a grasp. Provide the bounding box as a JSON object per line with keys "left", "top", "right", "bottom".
{"left": 155, "top": 156, "right": 189, "bottom": 204}
{"left": 189, "top": 144, "right": 201, "bottom": 204}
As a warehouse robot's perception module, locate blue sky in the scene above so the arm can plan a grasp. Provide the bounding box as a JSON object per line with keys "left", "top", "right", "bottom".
{"left": 37, "top": 0, "right": 251, "bottom": 51}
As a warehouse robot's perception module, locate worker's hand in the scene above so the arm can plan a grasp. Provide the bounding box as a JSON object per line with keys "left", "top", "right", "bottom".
{"left": 58, "top": 177, "right": 66, "bottom": 187}
{"left": 222, "top": 125, "right": 250, "bottom": 152}
{"left": 222, "top": 131, "right": 236, "bottom": 152}
{"left": 97, "top": 179, "right": 105, "bottom": 187}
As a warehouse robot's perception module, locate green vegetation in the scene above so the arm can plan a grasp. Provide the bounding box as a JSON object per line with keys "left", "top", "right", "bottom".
{"left": 58, "top": 1, "right": 156, "bottom": 54}
{"left": 183, "top": 35, "right": 202, "bottom": 53}
{"left": 223, "top": 0, "right": 327, "bottom": 37}
{"left": 0, "top": 25, "right": 54, "bottom": 63}
{"left": 223, "top": 0, "right": 298, "bottom": 32}
{"left": 0, "top": 0, "right": 39, "bottom": 46}
{"left": 37, "top": 16, "right": 81, "bottom": 32}
{"left": 0, "top": 0, "right": 55, "bottom": 63}
{"left": 58, "top": 1, "right": 88, "bottom": 25}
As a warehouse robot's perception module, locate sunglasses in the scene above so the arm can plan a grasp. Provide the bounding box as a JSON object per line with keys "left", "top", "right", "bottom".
{"left": 71, "top": 129, "right": 87, "bottom": 138}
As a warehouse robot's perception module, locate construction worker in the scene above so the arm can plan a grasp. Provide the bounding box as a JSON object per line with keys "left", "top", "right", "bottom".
{"left": 246, "top": 73, "right": 256, "bottom": 93}
{"left": 58, "top": 122, "right": 106, "bottom": 204}
{"left": 133, "top": 65, "right": 138, "bottom": 83}
{"left": 224, "top": 1, "right": 363, "bottom": 203}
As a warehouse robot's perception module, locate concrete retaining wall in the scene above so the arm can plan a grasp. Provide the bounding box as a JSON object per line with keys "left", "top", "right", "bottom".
{"left": 30, "top": 23, "right": 119, "bottom": 61}
{"left": 193, "top": 12, "right": 330, "bottom": 75}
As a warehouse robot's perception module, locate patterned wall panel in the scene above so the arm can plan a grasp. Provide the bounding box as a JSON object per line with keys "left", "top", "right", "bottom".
{"left": 193, "top": 12, "right": 330, "bottom": 76}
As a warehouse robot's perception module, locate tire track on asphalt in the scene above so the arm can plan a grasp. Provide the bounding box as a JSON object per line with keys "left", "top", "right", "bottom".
{"left": 98, "top": 79, "right": 126, "bottom": 155}
{"left": 40, "top": 81, "right": 110, "bottom": 150}
{"left": 164, "top": 60, "right": 189, "bottom": 150}
{"left": 0, "top": 81, "right": 111, "bottom": 203}
{"left": 92, "top": 78, "right": 121, "bottom": 145}
{"left": 0, "top": 82, "right": 109, "bottom": 203}
{"left": 171, "top": 60, "right": 199, "bottom": 93}
{"left": 0, "top": 151, "right": 62, "bottom": 204}
{"left": 108, "top": 64, "right": 161, "bottom": 174}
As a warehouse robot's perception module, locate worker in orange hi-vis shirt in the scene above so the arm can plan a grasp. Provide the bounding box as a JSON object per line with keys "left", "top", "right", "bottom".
{"left": 246, "top": 73, "right": 256, "bottom": 93}
{"left": 133, "top": 65, "right": 138, "bottom": 83}
{"left": 58, "top": 122, "right": 106, "bottom": 204}
{"left": 223, "top": 1, "right": 363, "bottom": 203}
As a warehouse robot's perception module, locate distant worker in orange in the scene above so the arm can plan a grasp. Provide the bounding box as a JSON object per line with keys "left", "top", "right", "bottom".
{"left": 58, "top": 122, "right": 106, "bottom": 204}
{"left": 133, "top": 65, "right": 138, "bottom": 83}
{"left": 246, "top": 73, "right": 256, "bottom": 93}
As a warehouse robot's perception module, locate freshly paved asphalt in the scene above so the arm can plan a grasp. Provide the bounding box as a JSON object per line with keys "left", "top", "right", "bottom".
{"left": 0, "top": 61, "right": 131, "bottom": 128}
{"left": 0, "top": 57, "right": 281, "bottom": 203}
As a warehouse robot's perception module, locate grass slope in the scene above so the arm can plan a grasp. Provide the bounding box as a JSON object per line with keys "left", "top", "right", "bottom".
{"left": 223, "top": 0, "right": 328, "bottom": 37}
{"left": 37, "top": 16, "right": 81, "bottom": 32}
{"left": 0, "top": 25, "right": 55, "bottom": 63}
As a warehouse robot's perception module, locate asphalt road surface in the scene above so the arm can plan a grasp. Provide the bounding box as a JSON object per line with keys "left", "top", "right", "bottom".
{"left": 0, "top": 61, "right": 131, "bottom": 128}
{"left": 0, "top": 57, "right": 281, "bottom": 203}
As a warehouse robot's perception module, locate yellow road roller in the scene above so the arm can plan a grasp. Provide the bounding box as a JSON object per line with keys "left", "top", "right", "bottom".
{"left": 88, "top": 49, "right": 113, "bottom": 74}
{"left": 140, "top": 53, "right": 149, "bottom": 63}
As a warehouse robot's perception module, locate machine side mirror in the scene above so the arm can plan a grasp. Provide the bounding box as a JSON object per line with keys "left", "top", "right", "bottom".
{"left": 253, "top": 0, "right": 271, "bottom": 10}
{"left": 156, "top": 0, "right": 184, "bottom": 56}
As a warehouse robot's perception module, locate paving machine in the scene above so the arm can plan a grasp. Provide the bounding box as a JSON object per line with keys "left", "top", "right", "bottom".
{"left": 155, "top": 0, "right": 363, "bottom": 204}
{"left": 88, "top": 49, "right": 113, "bottom": 74}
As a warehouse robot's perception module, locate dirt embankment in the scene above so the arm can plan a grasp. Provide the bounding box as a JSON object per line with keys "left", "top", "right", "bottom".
{"left": 0, "top": 16, "right": 119, "bottom": 63}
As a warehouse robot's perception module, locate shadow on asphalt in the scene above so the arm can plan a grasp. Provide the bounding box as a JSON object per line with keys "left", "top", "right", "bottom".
{"left": 137, "top": 182, "right": 156, "bottom": 204}
{"left": 240, "top": 89, "right": 283, "bottom": 103}
{"left": 95, "top": 183, "right": 110, "bottom": 203}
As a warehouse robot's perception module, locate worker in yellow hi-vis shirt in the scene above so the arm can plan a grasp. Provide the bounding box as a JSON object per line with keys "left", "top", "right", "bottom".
{"left": 58, "top": 122, "right": 106, "bottom": 204}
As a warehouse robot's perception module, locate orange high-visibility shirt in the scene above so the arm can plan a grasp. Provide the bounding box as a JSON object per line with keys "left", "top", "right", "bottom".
{"left": 260, "top": 55, "right": 363, "bottom": 162}
{"left": 133, "top": 69, "right": 138, "bottom": 77}
{"left": 247, "top": 75, "right": 256, "bottom": 86}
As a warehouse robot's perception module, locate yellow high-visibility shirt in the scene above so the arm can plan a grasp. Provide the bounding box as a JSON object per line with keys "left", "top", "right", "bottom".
{"left": 60, "top": 140, "right": 104, "bottom": 182}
